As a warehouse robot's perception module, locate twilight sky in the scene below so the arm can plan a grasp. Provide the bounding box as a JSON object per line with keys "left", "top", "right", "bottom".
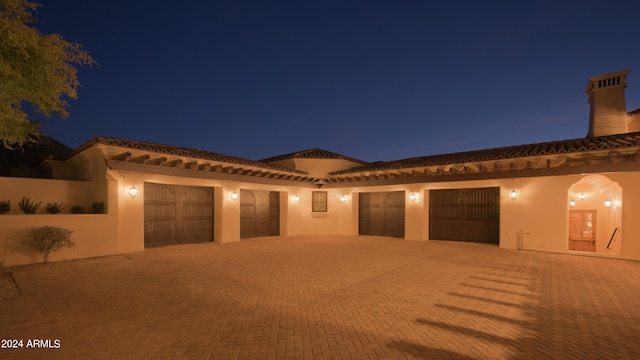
{"left": 32, "top": 0, "right": 640, "bottom": 162}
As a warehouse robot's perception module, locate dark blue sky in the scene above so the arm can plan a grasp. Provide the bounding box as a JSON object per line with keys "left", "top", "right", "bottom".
{"left": 32, "top": 0, "right": 640, "bottom": 162}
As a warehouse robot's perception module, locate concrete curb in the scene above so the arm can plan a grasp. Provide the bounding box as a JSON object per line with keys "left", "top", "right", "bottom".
{"left": 11, "top": 271, "right": 37, "bottom": 295}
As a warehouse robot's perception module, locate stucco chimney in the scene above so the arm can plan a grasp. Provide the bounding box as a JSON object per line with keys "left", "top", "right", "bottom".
{"left": 586, "top": 69, "right": 630, "bottom": 137}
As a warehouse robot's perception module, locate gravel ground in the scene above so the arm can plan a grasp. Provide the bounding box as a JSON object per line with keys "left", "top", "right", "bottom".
{"left": 0, "top": 270, "right": 20, "bottom": 299}
{"left": 0, "top": 255, "right": 131, "bottom": 300}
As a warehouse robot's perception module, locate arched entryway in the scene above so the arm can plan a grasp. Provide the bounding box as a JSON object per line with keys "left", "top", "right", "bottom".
{"left": 567, "top": 175, "right": 622, "bottom": 255}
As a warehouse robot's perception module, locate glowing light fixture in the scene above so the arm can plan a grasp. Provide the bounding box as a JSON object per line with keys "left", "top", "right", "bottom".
{"left": 292, "top": 195, "right": 300, "bottom": 203}
{"left": 578, "top": 192, "right": 586, "bottom": 201}
{"left": 569, "top": 199, "right": 576, "bottom": 208}
{"left": 604, "top": 200, "right": 612, "bottom": 207}
{"left": 409, "top": 193, "right": 419, "bottom": 202}
{"left": 510, "top": 189, "right": 518, "bottom": 201}
{"left": 340, "top": 195, "right": 349, "bottom": 203}
{"left": 229, "top": 192, "right": 239, "bottom": 201}
{"left": 127, "top": 186, "right": 139, "bottom": 199}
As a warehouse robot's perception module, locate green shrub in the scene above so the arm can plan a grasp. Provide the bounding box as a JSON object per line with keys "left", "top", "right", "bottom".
{"left": 0, "top": 200, "right": 9, "bottom": 214}
{"left": 70, "top": 205, "right": 86, "bottom": 214}
{"left": 18, "top": 197, "right": 41, "bottom": 214}
{"left": 22, "top": 226, "right": 75, "bottom": 264}
{"left": 69, "top": 202, "right": 104, "bottom": 214}
{"left": 89, "top": 202, "right": 105, "bottom": 214}
{"left": 45, "top": 202, "right": 64, "bottom": 214}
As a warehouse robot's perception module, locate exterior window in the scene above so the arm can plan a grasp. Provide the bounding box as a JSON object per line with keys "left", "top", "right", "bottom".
{"left": 312, "top": 191, "right": 328, "bottom": 212}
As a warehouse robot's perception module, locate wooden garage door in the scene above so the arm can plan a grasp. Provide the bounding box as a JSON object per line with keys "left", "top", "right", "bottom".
{"left": 429, "top": 187, "right": 499, "bottom": 244}
{"left": 240, "top": 190, "right": 279, "bottom": 239}
{"left": 359, "top": 191, "right": 405, "bottom": 238}
{"left": 144, "top": 183, "right": 213, "bottom": 247}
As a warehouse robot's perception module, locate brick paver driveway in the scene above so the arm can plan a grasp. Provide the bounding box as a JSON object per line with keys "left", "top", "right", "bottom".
{"left": 2, "top": 235, "right": 640, "bottom": 359}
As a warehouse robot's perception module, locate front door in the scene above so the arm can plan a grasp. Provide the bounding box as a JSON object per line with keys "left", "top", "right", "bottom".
{"left": 569, "top": 210, "right": 596, "bottom": 252}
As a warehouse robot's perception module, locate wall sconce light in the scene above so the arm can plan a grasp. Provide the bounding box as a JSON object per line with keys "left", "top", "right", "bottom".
{"left": 569, "top": 199, "right": 576, "bottom": 208}
{"left": 409, "top": 193, "right": 419, "bottom": 202}
{"left": 578, "top": 192, "right": 586, "bottom": 201}
{"left": 292, "top": 195, "right": 300, "bottom": 203}
{"left": 510, "top": 189, "right": 518, "bottom": 201}
{"left": 340, "top": 195, "right": 349, "bottom": 203}
{"left": 604, "top": 199, "right": 612, "bottom": 207}
{"left": 229, "top": 192, "right": 239, "bottom": 201}
{"left": 127, "top": 186, "right": 139, "bottom": 199}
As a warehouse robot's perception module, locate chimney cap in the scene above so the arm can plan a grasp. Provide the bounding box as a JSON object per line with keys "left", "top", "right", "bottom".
{"left": 586, "top": 69, "right": 630, "bottom": 95}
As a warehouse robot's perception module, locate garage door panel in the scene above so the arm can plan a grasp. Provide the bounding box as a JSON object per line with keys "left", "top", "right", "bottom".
{"left": 429, "top": 218, "right": 462, "bottom": 241}
{"left": 240, "top": 219, "right": 256, "bottom": 239}
{"left": 429, "top": 187, "right": 499, "bottom": 244}
{"left": 240, "top": 190, "right": 279, "bottom": 239}
{"left": 144, "top": 183, "right": 213, "bottom": 247}
{"left": 183, "top": 204, "right": 211, "bottom": 218}
{"left": 145, "top": 220, "right": 177, "bottom": 247}
{"left": 359, "top": 191, "right": 405, "bottom": 238}
{"left": 181, "top": 220, "right": 212, "bottom": 242}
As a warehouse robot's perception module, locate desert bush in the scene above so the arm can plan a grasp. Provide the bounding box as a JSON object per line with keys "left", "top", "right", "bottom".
{"left": 22, "top": 226, "right": 75, "bottom": 264}
{"left": 89, "top": 202, "right": 105, "bottom": 214}
{"left": 18, "top": 197, "right": 41, "bottom": 214}
{"left": 70, "top": 205, "right": 86, "bottom": 214}
{"left": 0, "top": 200, "right": 10, "bottom": 214}
{"left": 45, "top": 202, "right": 64, "bottom": 214}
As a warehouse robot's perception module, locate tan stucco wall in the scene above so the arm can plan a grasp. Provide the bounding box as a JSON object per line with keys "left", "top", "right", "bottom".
{"left": 264, "top": 158, "right": 365, "bottom": 177}
{"left": 337, "top": 172, "right": 639, "bottom": 260}
{"left": 628, "top": 112, "right": 640, "bottom": 133}
{"left": 291, "top": 158, "right": 366, "bottom": 178}
{"left": 3, "top": 165, "right": 639, "bottom": 266}
{"left": 285, "top": 188, "right": 355, "bottom": 236}
{"left": 0, "top": 213, "right": 118, "bottom": 266}
{"left": 108, "top": 170, "right": 305, "bottom": 248}
{"left": 0, "top": 176, "right": 118, "bottom": 266}
{"left": 420, "top": 172, "right": 638, "bottom": 260}
{"left": 0, "top": 177, "right": 95, "bottom": 214}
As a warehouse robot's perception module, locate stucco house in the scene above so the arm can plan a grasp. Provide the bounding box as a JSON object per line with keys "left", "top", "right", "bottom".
{"left": 1, "top": 69, "right": 639, "bottom": 266}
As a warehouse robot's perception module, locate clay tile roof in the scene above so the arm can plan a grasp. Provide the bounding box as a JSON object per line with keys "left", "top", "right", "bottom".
{"left": 260, "top": 148, "right": 369, "bottom": 165}
{"left": 329, "top": 132, "right": 640, "bottom": 175}
{"left": 71, "top": 137, "right": 307, "bottom": 174}
{"left": 629, "top": 108, "right": 640, "bottom": 116}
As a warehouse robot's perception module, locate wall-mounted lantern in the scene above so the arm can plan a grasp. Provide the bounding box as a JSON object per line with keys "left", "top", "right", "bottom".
{"left": 510, "top": 189, "right": 518, "bottom": 201}
{"left": 604, "top": 199, "right": 612, "bottom": 207}
{"left": 340, "top": 195, "right": 349, "bottom": 203}
{"left": 229, "top": 191, "right": 239, "bottom": 201}
{"left": 292, "top": 195, "right": 300, "bottom": 203}
{"left": 569, "top": 199, "right": 576, "bottom": 208}
{"left": 578, "top": 192, "right": 587, "bottom": 201}
{"left": 409, "top": 193, "right": 419, "bottom": 202}
{"left": 127, "top": 186, "right": 139, "bottom": 199}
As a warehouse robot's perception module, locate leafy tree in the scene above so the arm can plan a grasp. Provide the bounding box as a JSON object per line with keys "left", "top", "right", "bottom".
{"left": 0, "top": 0, "right": 94, "bottom": 149}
